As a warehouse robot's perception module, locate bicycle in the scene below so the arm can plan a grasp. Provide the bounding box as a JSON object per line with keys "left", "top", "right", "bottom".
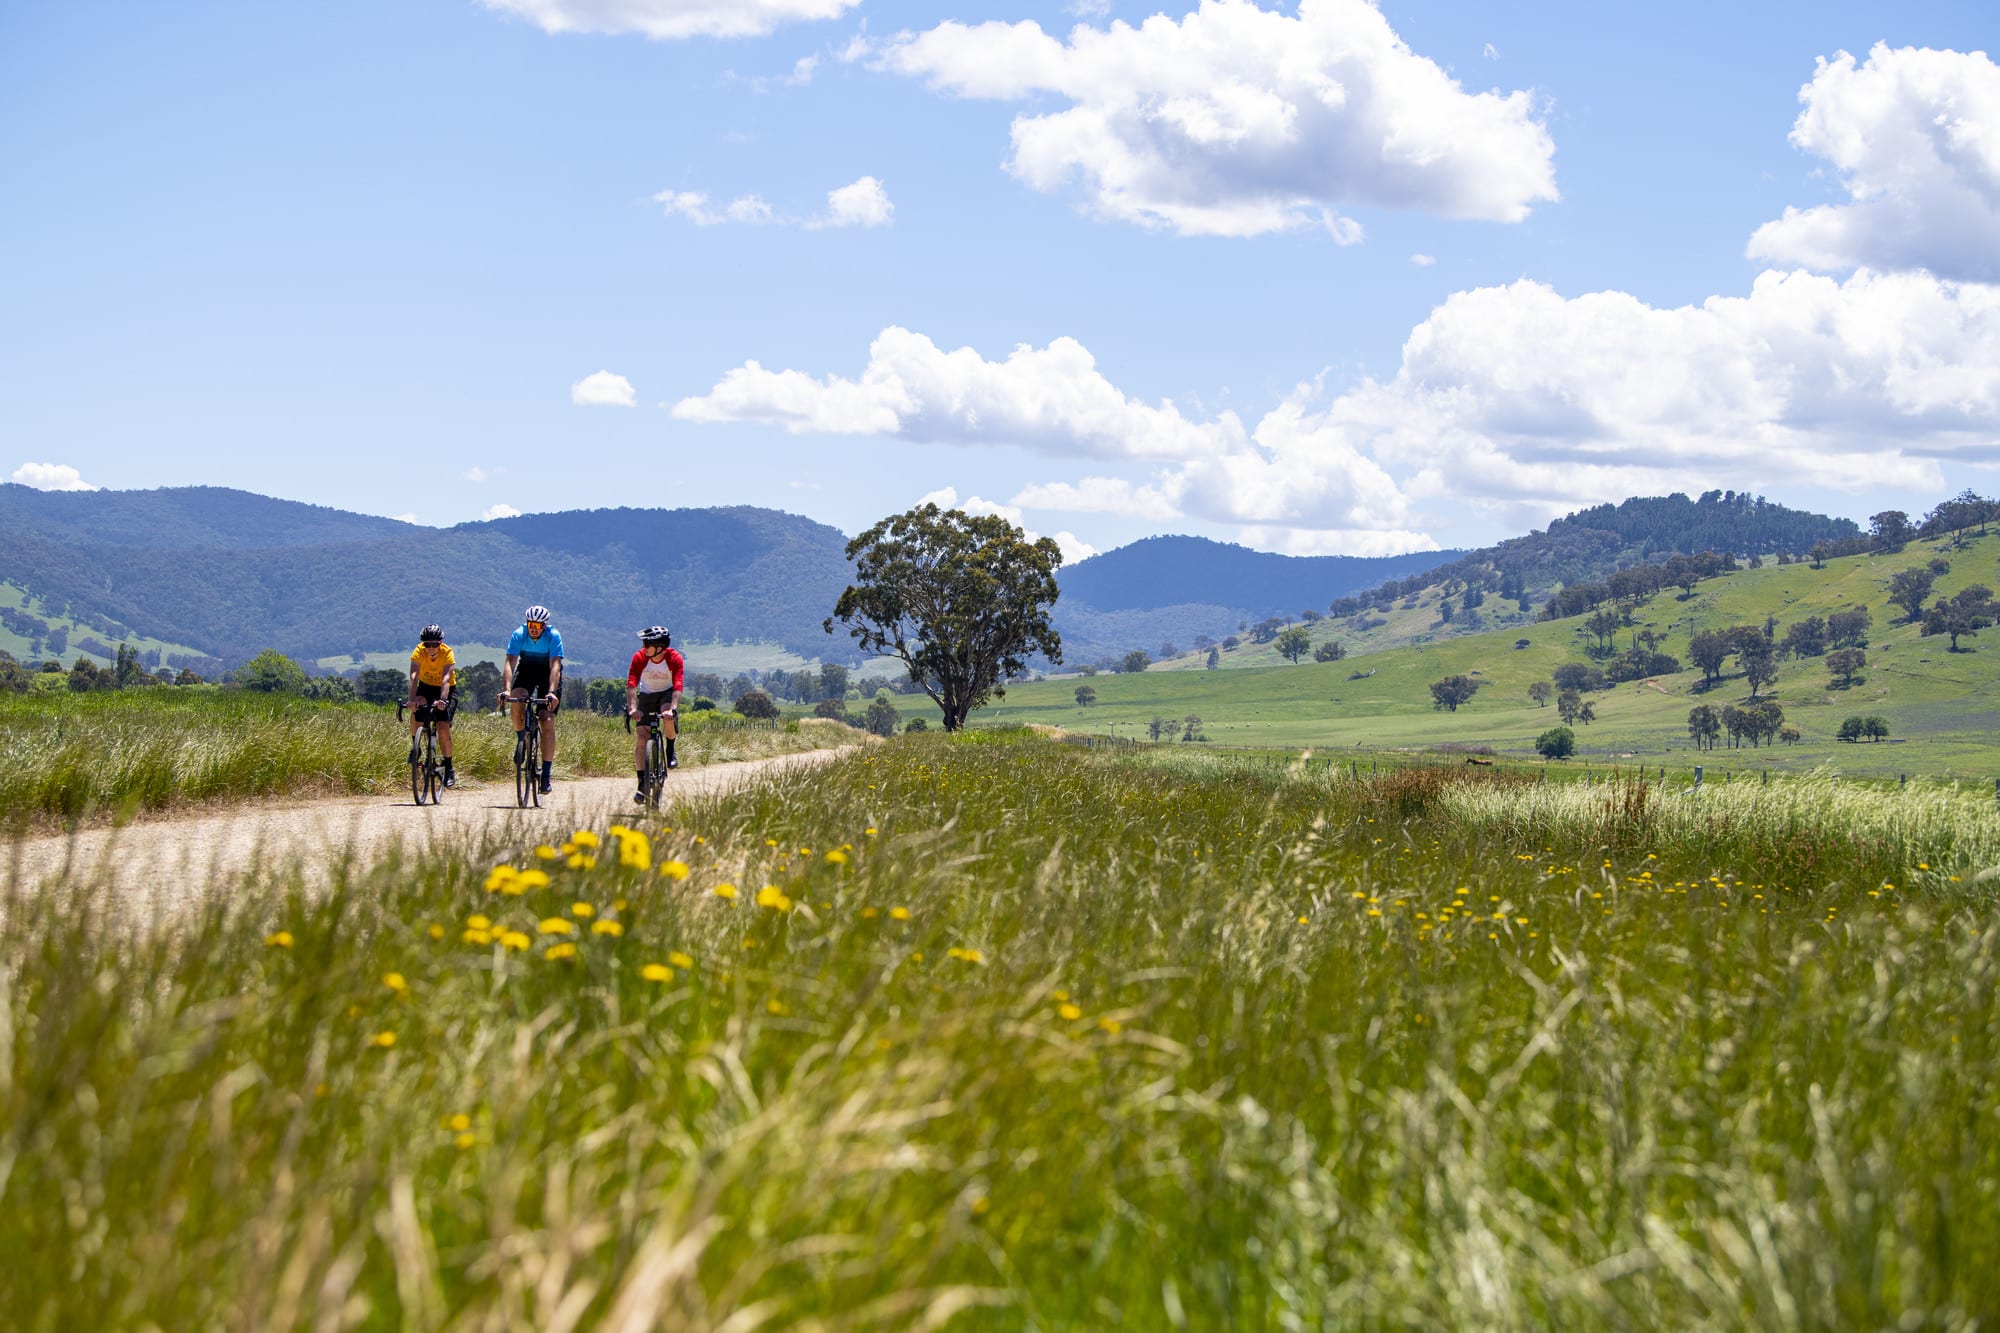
{"left": 625, "top": 705, "right": 677, "bottom": 810}
{"left": 397, "top": 698, "right": 447, "bottom": 806}
{"left": 510, "top": 690, "right": 554, "bottom": 808}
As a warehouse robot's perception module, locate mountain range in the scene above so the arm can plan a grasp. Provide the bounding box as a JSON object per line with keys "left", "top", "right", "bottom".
{"left": 0, "top": 484, "right": 1862, "bottom": 677}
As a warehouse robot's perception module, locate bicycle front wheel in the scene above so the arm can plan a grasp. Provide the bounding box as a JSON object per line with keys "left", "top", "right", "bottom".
{"left": 647, "top": 731, "right": 666, "bottom": 809}
{"left": 410, "top": 732, "right": 427, "bottom": 805}
{"left": 515, "top": 739, "right": 533, "bottom": 808}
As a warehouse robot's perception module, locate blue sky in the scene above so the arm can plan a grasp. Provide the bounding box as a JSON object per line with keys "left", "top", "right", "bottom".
{"left": 3, "top": 0, "right": 1995, "bottom": 559}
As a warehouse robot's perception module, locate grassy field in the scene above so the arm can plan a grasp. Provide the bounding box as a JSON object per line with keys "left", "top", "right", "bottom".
{"left": 0, "top": 581, "right": 212, "bottom": 670}
{"left": 4, "top": 733, "right": 1996, "bottom": 1328}
{"left": 919, "top": 530, "right": 2000, "bottom": 779}
{"left": 0, "top": 688, "right": 840, "bottom": 829}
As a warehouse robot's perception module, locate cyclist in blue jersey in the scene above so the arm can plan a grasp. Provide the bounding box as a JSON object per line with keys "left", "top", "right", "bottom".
{"left": 503, "top": 603, "right": 564, "bottom": 794}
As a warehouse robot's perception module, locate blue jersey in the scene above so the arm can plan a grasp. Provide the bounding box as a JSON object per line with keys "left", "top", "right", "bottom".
{"left": 507, "top": 624, "right": 564, "bottom": 660}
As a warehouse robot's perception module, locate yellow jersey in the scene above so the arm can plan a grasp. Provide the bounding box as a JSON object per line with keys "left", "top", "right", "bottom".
{"left": 410, "top": 642, "right": 456, "bottom": 687}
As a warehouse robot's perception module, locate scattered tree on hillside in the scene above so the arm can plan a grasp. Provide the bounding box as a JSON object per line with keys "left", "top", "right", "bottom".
{"left": 1809, "top": 541, "right": 1831, "bottom": 569}
{"left": 1837, "top": 714, "right": 1890, "bottom": 742}
{"left": 1779, "top": 725, "right": 1801, "bottom": 745}
{"left": 1074, "top": 684, "right": 1097, "bottom": 707}
{"left": 733, "top": 689, "right": 779, "bottom": 720}
{"left": 864, "top": 693, "right": 901, "bottom": 737}
{"left": 1536, "top": 726, "right": 1576, "bottom": 760}
{"left": 1922, "top": 585, "right": 1998, "bottom": 651}
{"left": 1826, "top": 647, "right": 1866, "bottom": 688}
{"left": 1148, "top": 716, "right": 1171, "bottom": 741}
{"left": 1429, "top": 675, "right": 1481, "bottom": 712}
{"left": 1205, "top": 647, "right": 1220, "bottom": 670}
{"left": 236, "top": 649, "right": 308, "bottom": 694}
{"left": 1921, "top": 489, "right": 1998, "bottom": 540}
{"left": 1778, "top": 616, "right": 1828, "bottom": 659}
{"left": 1827, "top": 605, "right": 1871, "bottom": 648}
{"left": 302, "top": 675, "right": 354, "bottom": 702}
{"left": 1688, "top": 629, "right": 1731, "bottom": 689}
{"left": 1584, "top": 607, "right": 1623, "bottom": 655}
{"left": 1737, "top": 634, "right": 1778, "bottom": 698}
{"left": 1159, "top": 641, "right": 1179, "bottom": 659}
{"left": 825, "top": 503, "right": 1063, "bottom": 732}
{"left": 1121, "top": 649, "right": 1152, "bottom": 675}
{"left": 1687, "top": 704, "right": 1721, "bottom": 750}
{"left": 1551, "top": 663, "right": 1609, "bottom": 693}
{"left": 1313, "top": 640, "right": 1346, "bottom": 662}
{"left": 1870, "top": 510, "right": 1915, "bottom": 552}
{"left": 1887, "top": 567, "right": 1937, "bottom": 622}
{"left": 1276, "top": 626, "right": 1313, "bottom": 663}
{"left": 1181, "top": 714, "right": 1203, "bottom": 741}
{"left": 1556, "top": 688, "right": 1583, "bottom": 725}
{"left": 1528, "top": 680, "right": 1552, "bottom": 708}
{"left": 819, "top": 662, "right": 850, "bottom": 702}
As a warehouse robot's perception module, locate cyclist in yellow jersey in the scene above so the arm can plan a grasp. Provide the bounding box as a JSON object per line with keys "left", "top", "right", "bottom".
{"left": 408, "top": 624, "right": 458, "bottom": 788}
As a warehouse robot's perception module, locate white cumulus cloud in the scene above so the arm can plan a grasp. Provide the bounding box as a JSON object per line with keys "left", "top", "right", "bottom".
{"left": 916, "top": 485, "right": 1097, "bottom": 564}
{"left": 483, "top": 503, "right": 524, "bottom": 520}
{"left": 480, "top": 0, "right": 859, "bottom": 41}
{"left": 1409, "top": 253, "right": 1436, "bottom": 266}
{"left": 1748, "top": 44, "right": 2000, "bottom": 282}
{"left": 572, "top": 370, "right": 637, "bottom": 407}
{"left": 655, "top": 191, "right": 777, "bottom": 226}
{"left": 11, "top": 462, "right": 98, "bottom": 491}
{"left": 813, "top": 176, "right": 894, "bottom": 228}
{"left": 673, "top": 326, "right": 1249, "bottom": 460}
{"left": 872, "top": 0, "right": 1557, "bottom": 237}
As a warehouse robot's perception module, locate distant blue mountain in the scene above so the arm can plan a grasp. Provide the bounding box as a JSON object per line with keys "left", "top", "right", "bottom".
{"left": 1059, "top": 535, "right": 1458, "bottom": 616}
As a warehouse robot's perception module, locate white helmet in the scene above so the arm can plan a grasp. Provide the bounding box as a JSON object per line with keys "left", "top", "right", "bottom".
{"left": 524, "top": 605, "right": 552, "bottom": 625}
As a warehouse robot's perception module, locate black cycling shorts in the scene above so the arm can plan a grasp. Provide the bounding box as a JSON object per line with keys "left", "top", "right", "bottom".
{"left": 415, "top": 683, "right": 456, "bottom": 723}
{"left": 636, "top": 691, "right": 676, "bottom": 732}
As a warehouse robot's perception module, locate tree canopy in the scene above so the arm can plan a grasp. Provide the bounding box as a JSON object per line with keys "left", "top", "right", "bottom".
{"left": 825, "top": 504, "right": 1063, "bottom": 732}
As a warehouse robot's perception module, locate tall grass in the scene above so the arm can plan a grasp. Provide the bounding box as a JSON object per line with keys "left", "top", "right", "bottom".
{"left": 4, "top": 735, "right": 1997, "bottom": 1327}
{"left": 0, "top": 689, "right": 840, "bottom": 828}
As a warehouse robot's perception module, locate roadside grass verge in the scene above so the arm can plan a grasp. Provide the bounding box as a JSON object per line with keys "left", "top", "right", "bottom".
{"left": 0, "top": 689, "right": 839, "bottom": 829}
{"left": 4, "top": 735, "right": 1997, "bottom": 1327}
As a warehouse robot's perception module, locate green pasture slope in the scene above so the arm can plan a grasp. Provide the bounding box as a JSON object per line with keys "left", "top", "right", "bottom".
{"left": 926, "top": 529, "right": 2000, "bottom": 779}
{"left": 6, "top": 734, "right": 1998, "bottom": 1327}
{"left": 0, "top": 581, "right": 211, "bottom": 669}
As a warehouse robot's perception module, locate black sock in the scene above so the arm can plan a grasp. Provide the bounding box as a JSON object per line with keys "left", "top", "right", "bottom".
{"left": 637, "top": 769, "right": 648, "bottom": 785}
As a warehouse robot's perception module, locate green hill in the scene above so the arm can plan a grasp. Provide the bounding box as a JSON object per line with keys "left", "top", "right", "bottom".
{"left": 915, "top": 528, "right": 2000, "bottom": 779}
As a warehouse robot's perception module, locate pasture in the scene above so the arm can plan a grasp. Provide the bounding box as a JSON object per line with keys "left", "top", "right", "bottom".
{"left": 5, "top": 733, "right": 1997, "bottom": 1328}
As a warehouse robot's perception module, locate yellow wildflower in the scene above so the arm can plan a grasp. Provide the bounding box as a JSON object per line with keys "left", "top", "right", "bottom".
{"left": 499, "top": 931, "right": 531, "bottom": 951}
{"left": 462, "top": 928, "right": 493, "bottom": 946}
{"left": 668, "top": 951, "right": 694, "bottom": 969}
{"left": 455, "top": 1132, "right": 477, "bottom": 1150}
{"left": 1052, "top": 989, "right": 1069, "bottom": 1002}
{"left": 1097, "top": 1017, "right": 1123, "bottom": 1035}
{"left": 483, "top": 866, "right": 519, "bottom": 892}
{"left": 660, "top": 860, "right": 691, "bottom": 881}
{"left": 1058, "top": 1002, "right": 1083, "bottom": 1021}
{"left": 591, "top": 919, "right": 624, "bottom": 937}
{"left": 756, "top": 884, "right": 794, "bottom": 912}
{"left": 569, "top": 830, "right": 601, "bottom": 849}
{"left": 640, "top": 963, "right": 673, "bottom": 982}
{"left": 448, "top": 1113, "right": 471, "bottom": 1132}
{"left": 889, "top": 906, "right": 910, "bottom": 921}
{"left": 370, "top": 1031, "right": 397, "bottom": 1049}
{"left": 538, "top": 918, "right": 575, "bottom": 936}
{"left": 865, "top": 827, "right": 877, "bottom": 836}
{"left": 946, "top": 947, "right": 986, "bottom": 964}
{"left": 534, "top": 844, "right": 558, "bottom": 861}
{"left": 862, "top": 906, "right": 879, "bottom": 919}
{"left": 713, "top": 883, "right": 738, "bottom": 901}
{"left": 571, "top": 902, "right": 595, "bottom": 918}
{"left": 264, "top": 930, "right": 294, "bottom": 949}
{"left": 566, "top": 853, "right": 597, "bottom": 870}
{"left": 825, "top": 848, "right": 849, "bottom": 866}
{"left": 766, "top": 997, "right": 788, "bottom": 1015}
{"left": 545, "top": 942, "right": 578, "bottom": 962}
{"left": 426, "top": 923, "right": 445, "bottom": 941}
{"left": 515, "top": 869, "right": 550, "bottom": 891}
{"left": 383, "top": 972, "right": 408, "bottom": 994}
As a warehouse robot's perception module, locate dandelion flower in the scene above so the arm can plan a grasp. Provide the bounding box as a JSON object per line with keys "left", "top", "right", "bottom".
{"left": 641, "top": 963, "right": 673, "bottom": 982}
{"left": 455, "top": 1131, "right": 477, "bottom": 1150}
{"left": 483, "top": 866, "right": 519, "bottom": 893}
{"left": 449, "top": 1113, "right": 471, "bottom": 1132}
{"left": 889, "top": 906, "right": 910, "bottom": 921}
{"left": 427, "top": 923, "right": 445, "bottom": 941}
{"left": 370, "top": 1031, "right": 397, "bottom": 1049}
{"left": 591, "top": 919, "right": 624, "bottom": 937}
{"left": 264, "top": 931, "right": 294, "bottom": 949}
{"left": 1058, "top": 1003, "right": 1083, "bottom": 1021}
{"left": 947, "top": 947, "right": 985, "bottom": 964}
{"left": 383, "top": 972, "right": 409, "bottom": 994}
{"left": 825, "top": 849, "right": 849, "bottom": 866}
{"left": 545, "top": 942, "right": 578, "bottom": 962}
{"left": 462, "top": 928, "right": 493, "bottom": 946}
{"left": 766, "top": 997, "right": 788, "bottom": 1015}
{"left": 756, "top": 884, "right": 794, "bottom": 912}
{"left": 865, "top": 827, "right": 877, "bottom": 836}
{"left": 569, "top": 830, "right": 601, "bottom": 849}
{"left": 661, "top": 860, "right": 690, "bottom": 881}
{"left": 713, "top": 883, "right": 738, "bottom": 901}
{"left": 538, "top": 918, "right": 575, "bottom": 936}
{"left": 499, "top": 931, "right": 531, "bottom": 951}
{"left": 566, "top": 854, "right": 597, "bottom": 870}
{"left": 862, "top": 907, "right": 879, "bottom": 920}
{"left": 1096, "top": 1017, "right": 1123, "bottom": 1035}
{"left": 515, "top": 870, "right": 551, "bottom": 891}
{"left": 668, "top": 951, "right": 694, "bottom": 969}
{"left": 571, "top": 902, "right": 594, "bottom": 919}
{"left": 534, "top": 844, "right": 558, "bottom": 861}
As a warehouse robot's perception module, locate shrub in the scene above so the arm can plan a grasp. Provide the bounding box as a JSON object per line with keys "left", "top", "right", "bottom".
{"left": 235, "top": 650, "right": 309, "bottom": 694}
{"left": 1536, "top": 726, "right": 1576, "bottom": 760}
{"left": 904, "top": 717, "right": 928, "bottom": 732}
{"left": 734, "top": 690, "right": 779, "bottom": 720}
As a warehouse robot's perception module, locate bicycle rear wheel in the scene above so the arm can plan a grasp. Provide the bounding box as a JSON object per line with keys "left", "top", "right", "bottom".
{"left": 424, "top": 730, "right": 443, "bottom": 804}
{"left": 647, "top": 730, "right": 666, "bottom": 809}
{"left": 525, "top": 721, "right": 542, "bottom": 808}
{"left": 410, "top": 727, "right": 427, "bottom": 806}
{"left": 515, "top": 727, "right": 533, "bottom": 808}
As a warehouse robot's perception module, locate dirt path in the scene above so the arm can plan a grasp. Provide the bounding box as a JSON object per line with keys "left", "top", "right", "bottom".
{"left": 5, "top": 750, "right": 844, "bottom": 903}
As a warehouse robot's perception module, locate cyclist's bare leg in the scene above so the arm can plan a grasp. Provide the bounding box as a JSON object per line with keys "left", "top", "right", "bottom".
{"left": 540, "top": 713, "right": 557, "bottom": 761}
{"left": 437, "top": 718, "right": 453, "bottom": 759}
{"left": 634, "top": 722, "right": 650, "bottom": 770}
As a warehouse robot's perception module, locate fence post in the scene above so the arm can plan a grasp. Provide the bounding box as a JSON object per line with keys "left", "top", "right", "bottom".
{"left": 1694, "top": 765, "right": 1703, "bottom": 791}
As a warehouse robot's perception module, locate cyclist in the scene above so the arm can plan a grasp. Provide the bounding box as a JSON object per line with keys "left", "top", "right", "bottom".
{"left": 626, "top": 625, "right": 684, "bottom": 802}
{"left": 407, "top": 623, "right": 458, "bottom": 788}
{"left": 503, "top": 603, "right": 564, "bottom": 794}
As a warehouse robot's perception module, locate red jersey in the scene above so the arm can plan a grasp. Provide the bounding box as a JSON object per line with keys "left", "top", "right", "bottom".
{"left": 628, "top": 647, "right": 685, "bottom": 693}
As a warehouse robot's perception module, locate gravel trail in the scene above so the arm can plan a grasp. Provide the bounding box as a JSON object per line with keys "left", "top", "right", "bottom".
{"left": 5, "top": 750, "right": 844, "bottom": 905}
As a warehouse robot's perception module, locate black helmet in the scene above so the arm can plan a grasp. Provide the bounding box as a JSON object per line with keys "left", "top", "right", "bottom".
{"left": 420, "top": 624, "right": 443, "bottom": 643}
{"left": 638, "top": 626, "right": 672, "bottom": 647}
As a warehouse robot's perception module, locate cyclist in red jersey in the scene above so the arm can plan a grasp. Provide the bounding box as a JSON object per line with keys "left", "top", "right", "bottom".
{"left": 627, "top": 626, "right": 684, "bottom": 801}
